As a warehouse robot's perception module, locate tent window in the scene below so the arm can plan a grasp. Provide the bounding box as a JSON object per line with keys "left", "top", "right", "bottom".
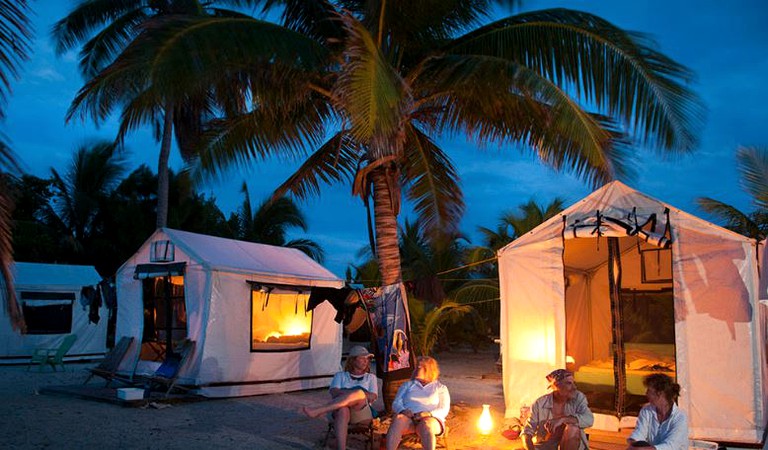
{"left": 640, "top": 249, "right": 673, "bottom": 283}
{"left": 251, "top": 287, "right": 312, "bottom": 352}
{"left": 140, "top": 276, "right": 187, "bottom": 361}
{"left": 20, "top": 291, "right": 75, "bottom": 334}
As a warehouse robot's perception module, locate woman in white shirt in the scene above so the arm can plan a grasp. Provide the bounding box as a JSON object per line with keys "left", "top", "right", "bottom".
{"left": 386, "top": 356, "right": 450, "bottom": 450}
{"left": 627, "top": 374, "right": 688, "bottom": 450}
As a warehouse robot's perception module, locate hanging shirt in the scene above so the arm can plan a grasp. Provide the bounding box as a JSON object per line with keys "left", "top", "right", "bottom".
{"left": 391, "top": 379, "right": 451, "bottom": 423}
{"left": 629, "top": 403, "right": 688, "bottom": 450}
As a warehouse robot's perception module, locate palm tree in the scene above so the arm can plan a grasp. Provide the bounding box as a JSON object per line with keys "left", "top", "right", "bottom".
{"left": 696, "top": 146, "right": 768, "bottom": 240}
{"left": 52, "top": 0, "right": 264, "bottom": 228}
{"left": 148, "top": 2, "right": 704, "bottom": 285}
{"left": 232, "top": 182, "right": 324, "bottom": 262}
{"left": 48, "top": 141, "right": 128, "bottom": 259}
{"left": 0, "top": 0, "right": 32, "bottom": 332}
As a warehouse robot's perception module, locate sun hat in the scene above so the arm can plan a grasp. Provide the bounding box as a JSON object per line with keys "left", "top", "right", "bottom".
{"left": 348, "top": 345, "right": 374, "bottom": 358}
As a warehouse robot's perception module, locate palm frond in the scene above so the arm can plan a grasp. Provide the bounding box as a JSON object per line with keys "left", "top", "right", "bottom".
{"left": 736, "top": 146, "right": 768, "bottom": 210}
{"left": 416, "top": 301, "right": 474, "bottom": 356}
{"left": 334, "top": 14, "right": 409, "bottom": 158}
{"left": 414, "top": 54, "right": 634, "bottom": 185}
{"left": 447, "top": 8, "right": 704, "bottom": 152}
{"left": 401, "top": 126, "right": 464, "bottom": 237}
{"left": 0, "top": 0, "right": 32, "bottom": 118}
{"left": 270, "top": 132, "right": 360, "bottom": 201}
{"left": 696, "top": 197, "right": 764, "bottom": 240}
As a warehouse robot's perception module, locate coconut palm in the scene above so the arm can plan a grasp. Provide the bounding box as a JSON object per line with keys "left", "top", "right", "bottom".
{"left": 145, "top": 2, "right": 704, "bottom": 286}
{"left": 696, "top": 146, "right": 768, "bottom": 240}
{"left": 52, "top": 0, "right": 267, "bottom": 228}
{"left": 231, "top": 182, "right": 325, "bottom": 262}
{"left": 0, "top": 0, "right": 32, "bottom": 331}
{"left": 48, "top": 141, "right": 128, "bottom": 258}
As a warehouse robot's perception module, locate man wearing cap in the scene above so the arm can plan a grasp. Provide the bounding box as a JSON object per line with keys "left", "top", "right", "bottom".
{"left": 300, "top": 345, "right": 378, "bottom": 450}
{"left": 522, "top": 369, "right": 594, "bottom": 450}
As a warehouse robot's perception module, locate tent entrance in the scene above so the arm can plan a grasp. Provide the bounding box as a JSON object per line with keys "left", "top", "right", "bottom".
{"left": 140, "top": 275, "right": 188, "bottom": 362}
{"left": 564, "top": 236, "right": 676, "bottom": 417}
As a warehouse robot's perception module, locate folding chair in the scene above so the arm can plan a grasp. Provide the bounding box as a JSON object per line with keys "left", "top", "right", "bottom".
{"left": 323, "top": 421, "right": 375, "bottom": 450}
{"left": 83, "top": 336, "right": 135, "bottom": 386}
{"left": 28, "top": 334, "right": 78, "bottom": 372}
{"left": 135, "top": 339, "right": 195, "bottom": 397}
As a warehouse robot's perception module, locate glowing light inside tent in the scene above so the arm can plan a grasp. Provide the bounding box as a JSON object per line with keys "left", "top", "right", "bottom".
{"left": 477, "top": 404, "right": 494, "bottom": 435}
{"left": 251, "top": 289, "right": 312, "bottom": 350}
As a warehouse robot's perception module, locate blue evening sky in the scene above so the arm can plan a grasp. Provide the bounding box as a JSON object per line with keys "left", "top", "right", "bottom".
{"left": 6, "top": 1, "right": 768, "bottom": 276}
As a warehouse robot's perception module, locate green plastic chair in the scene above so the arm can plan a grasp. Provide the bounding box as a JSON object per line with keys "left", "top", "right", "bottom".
{"left": 28, "top": 334, "right": 78, "bottom": 372}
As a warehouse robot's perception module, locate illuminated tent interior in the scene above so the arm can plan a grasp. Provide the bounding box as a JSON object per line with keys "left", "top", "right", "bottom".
{"left": 498, "top": 181, "right": 767, "bottom": 444}
{"left": 1, "top": 262, "right": 107, "bottom": 363}
{"left": 115, "top": 228, "right": 344, "bottom": 397}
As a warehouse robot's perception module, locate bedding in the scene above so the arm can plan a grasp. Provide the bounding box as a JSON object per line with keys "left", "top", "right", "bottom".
{"left": 573, "top": 344, "right": 675, "bottom": 395}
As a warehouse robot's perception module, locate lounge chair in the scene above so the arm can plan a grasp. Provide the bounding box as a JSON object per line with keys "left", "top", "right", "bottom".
{"left": 136, "top": 339, "right": 195, "bottom": 397}
{"left": 83, "top": 336, "right": 135, "bottom": 386}
{"left": 28, "top": 334, "right": 78, "bottom": 372}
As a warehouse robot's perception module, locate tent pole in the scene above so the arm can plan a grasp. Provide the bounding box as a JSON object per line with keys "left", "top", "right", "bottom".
{"left": 164, "top": 275, "right": 172, "bottom": 358}
{"left": 607, "top": 237, "right": 627, "bottom": 417}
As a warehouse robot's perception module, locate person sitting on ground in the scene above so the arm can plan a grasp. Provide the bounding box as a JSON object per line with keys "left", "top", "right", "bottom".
{"left": 386, "top": 356, "right": 450, "bottom": 450}
{"left": 522, "top": 369, "right": 594, "bottom": 450}
{"left": 627, "top": 373, "right": 688, "bottom": 450}
{"left": 300, "top": 345, "right": 377, "bottom": 450}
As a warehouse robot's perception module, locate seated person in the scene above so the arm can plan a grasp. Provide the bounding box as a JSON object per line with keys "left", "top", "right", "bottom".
{"left": 301, "top": 345, "right": 377, "bottom": 450}
{"left": 523, "top": 369, "right": 594, "bottom": 450}
{"left": 627, "top": 373, "right": 688, "bottom": 450}
{"left": 386, "top": 356, "right": 450, "bottom": 450}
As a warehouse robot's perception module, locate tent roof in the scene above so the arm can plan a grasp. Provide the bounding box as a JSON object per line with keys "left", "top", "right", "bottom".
{"left": 12, "top": 262, "right": 101, "bottom": 288}
{"left": 153, "top": 228, "right": 344, "bottom": 287}
{"left": 500, "top": 180, "right": 752, "bottom": 259}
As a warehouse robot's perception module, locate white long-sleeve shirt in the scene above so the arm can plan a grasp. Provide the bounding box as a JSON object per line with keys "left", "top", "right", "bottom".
{"left": 391, "top": 379, "right": 450, "bottom": 422}
{"left": 629, "top": 404, "right": 689, "bottom": 450}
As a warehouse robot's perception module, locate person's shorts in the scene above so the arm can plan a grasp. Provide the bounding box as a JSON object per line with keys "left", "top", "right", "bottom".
{"left": 350, "top": 404, "right": 373, "bottom": 424}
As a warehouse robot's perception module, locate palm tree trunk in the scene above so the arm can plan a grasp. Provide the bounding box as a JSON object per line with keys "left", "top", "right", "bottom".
{"left": 371, "top": 167, "right": 402, "bottom": 285}
{"left": 156, "top": 107, "right": 174, "bottom": 229}
{"left": 371, "top": 165, "right": 407, "bottom": 413}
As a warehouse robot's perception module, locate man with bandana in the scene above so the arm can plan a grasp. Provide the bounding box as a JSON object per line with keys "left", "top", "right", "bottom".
{"left": 522, "top": 369, "right": 594, "bottom": 450}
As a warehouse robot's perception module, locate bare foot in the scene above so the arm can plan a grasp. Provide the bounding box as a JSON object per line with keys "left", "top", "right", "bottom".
{"left": 300, "top": 406, "right": 321, "bottom": 418}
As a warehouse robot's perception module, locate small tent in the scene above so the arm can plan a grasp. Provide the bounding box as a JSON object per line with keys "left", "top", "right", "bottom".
{"left": 115, "top": 228, "right": 345, "bottom": 397}
{"left": 1, "top": 262, "right": 107, "bottom": 363}
{"left": 498, "top": 181, "right": 767, "bottom": 444}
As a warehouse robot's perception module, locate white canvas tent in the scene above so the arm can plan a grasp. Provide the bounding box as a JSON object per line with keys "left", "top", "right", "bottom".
{"left": 115, "top": 228, "right": 345, "bottom": 397}
{"left": 498, "top": 181, "right": 767, "bottom": 444}
{"left": 1, "top": 262, "right": 107, "bottom": 364}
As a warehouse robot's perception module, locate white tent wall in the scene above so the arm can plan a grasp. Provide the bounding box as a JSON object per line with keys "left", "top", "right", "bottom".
{"left": 672, "top": 225, "right": 764, "bottom": 443}
{"left": 194, "top": 270, "right": 341, "bottom": 397}
{"left": 0, "top": 262, "right": 107, "bottom": 363}
{"left": 498, "top": 181, "right": 767, "bottom": 444}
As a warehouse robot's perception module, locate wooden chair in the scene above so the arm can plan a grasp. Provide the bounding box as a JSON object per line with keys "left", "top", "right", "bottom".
{"left": 28, "top": 334, "right": 78, "bottom": 372}
{"left": 135, "top": 339, "right": 195, "bottom": 397}
{"left": 323, "top": 420, "right": 375, "bottom": 450}
{"left": 83, "top": 336, "right": 135, "bottom": 386}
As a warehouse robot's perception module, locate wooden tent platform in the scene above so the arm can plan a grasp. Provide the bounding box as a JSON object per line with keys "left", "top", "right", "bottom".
{"left": 39, "top": 384, "right": 204, "bottom": 407}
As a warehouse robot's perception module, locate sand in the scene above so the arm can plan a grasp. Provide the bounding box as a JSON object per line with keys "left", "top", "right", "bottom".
{"left": 0, "top": 348, "right": 518, "bottom": 449}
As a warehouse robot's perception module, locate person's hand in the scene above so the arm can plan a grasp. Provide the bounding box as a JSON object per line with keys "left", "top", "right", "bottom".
{"left": 399, "top": 409, "right": 414, "bottom": 419}
{"left": 412, "top": 411, "right": 432, "bottom": 422}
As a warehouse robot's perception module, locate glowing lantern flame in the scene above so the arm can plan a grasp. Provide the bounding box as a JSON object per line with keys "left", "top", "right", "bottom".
{"left": 477, "top": 404, "right": 493, "bottom": 435}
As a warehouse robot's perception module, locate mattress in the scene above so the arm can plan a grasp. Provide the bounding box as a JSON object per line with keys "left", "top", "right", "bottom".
{"left": 573, "top": 344, "right": 675, "bottom": 395}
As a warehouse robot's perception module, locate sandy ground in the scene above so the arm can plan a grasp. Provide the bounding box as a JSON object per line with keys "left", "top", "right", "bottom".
{"left": 0, "top": 348, "right": 519, "bottom": 449}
